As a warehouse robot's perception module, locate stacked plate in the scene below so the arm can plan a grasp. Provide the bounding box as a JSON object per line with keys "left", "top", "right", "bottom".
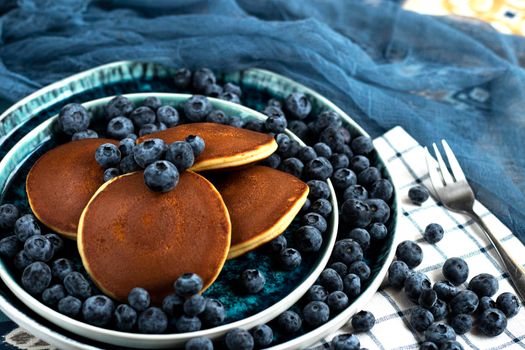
{"left": 0, "top": 62, "right": 398, "bottom": 349}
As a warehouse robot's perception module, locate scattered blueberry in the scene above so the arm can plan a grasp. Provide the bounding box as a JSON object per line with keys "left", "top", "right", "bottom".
{"left": 58, "top": 103, "right": 90, "bottom": 135}
{"left": 133, "top": 138, "right": 166, "bottom": 168}
{"left": 95, "top": 143, "right": 121, "bottom": 168}
{"left": 144, "top": 160, "right": 179, "bottom": 192}
{"left": 14, "top": 214, "right": 41, "bottom": 242}
{"left": 185, "top": 135, "right": 205, "bottom": 157}
{"left": 240, "top": 269, "right": 266, "bottom": 294}
{"left": 51, "top": 258, "right": 74, "bottom": 281}
{"left": 174, "top": 273, "right": 203, "bottom": 297}
{"left": 442, "top": 257, "right": 469, "bottom": 285}
{"left": 468, "top": 273, "right": 498, "bottom": 297}
{"left": 114, "top": 304, "right": 137, "bottom": 331}
{"left": 105, "top": 95, "right": 134, "bottom": 120}
{"left": 343, "top": 273, "right": 361, "bottom": 298}
{"left": 341, "top": 199, "right": 372, "bottom": 228}
{"left": 277, "top": 310, "right": 302, "bottom": 333}
{"left": 21, "top": 262, "right": 51, "bottom": 295}
{"left": 410, "top": 307, "right": 434, "bottom": 332}
{"left": 419, "top": 288, "right": 438, "bottom": 308}
{"left": 404, "top": 272, "right": 431, "bottom": 303}
{"left": 130, "top": 106, "right": 156, "bottom": 128}
{"left": 58, "top": 295, "right": 82, "bottom": 318}
{"left": 42, "top": 284, "right": 66, "bottom": 307}
{"left": 139, "top": 123, "right": 163, "bottom": 136}
{"left": 327, "top": 291, "right": 349, "bottom": 313}
{"left": 156, "top": 105, "right": 179, "bottom": 127}
{"left": 225, "top": 328, "right": 254, "bottom": 350}
{"left": 103, "top": 167, "right": 120, "bottom": 182}
{"left": 268, "top": 235, "right": 287, "bottom": 253}
{"left": 279, "top": 248, "right": 302, "bottom": 270}
{"left": 396, "top": 240, "right": 423, "bottom": 268}
{"left": 184, "top": 95, "right": 212, "bottom": 122}
{"left": 294, "top": 225, "right": 323, "bottom": 253}
{"left": 72, "top": 129, "right": 98, "bottom": 140}
{"left": 478, "top": 308, "right": 507, "bottom": 336}
{"left": 119, "top": 154, "right": 142, "bottom": 174}
{"left": 24, "top": 235, "right": 53, "bottom": 262}
{"left": 128, "top": 287, "right": 150, "bottom": 312}
{"left": 166, "top": 141, "right": 195, "bottom": 171}
{"left": 303, "top": 301, "right": 330, "bottom": 327}
{"left": 409, "top": 185, "right": 429, "bottom": 205}
{"left": 478, "top": 296, "right": 496, "bottom": 313}
{"left": 183, "top": 294, "right": 206, "bottom": 316}
{"left": 388, "top": 260, "right": 410, "bottom": 289}
{"left": 439, "top": 340, "right": 464, "bottom": 350}
{"left": 433, "top": 280, "right": 460, "bottom": 302}
{"left": 0, "top": 236, "right": 20, "bottom": 258}
{"left": 449, "top": 313, "right": 472, "bottom": 335}
{"left": 63, "top": 271, "right": 92, "bottom": 300}
{"left": 429, "top": 299, "right": 448, "bottom": 321}
{"left": 138, "top": 307, "right": 168, "bottom": 334}
{"left": 424, "top": 223, "right": 444, "bottom": 244}
{"left": 351, "top": 310, "right": 375, "bottom": 332}
{"left": 0, "top": 203, "right": 19, "bottom": 230}
{"left": 496, "top": 292, "right": 521, "bottom": 318}
{"left": 424, "top": 323, "right": 456, "bottom": 345}
{"left": 330, "top": 334, "right": 360, "bottom": 350}
{"left": 82, "top": 295, "right": 115, "bottom": 327}
{"left": 251, "top": 324, "right": 273, "bottom": 347}
{"left": 420, "top": 342, "right": 439, "bottom": 350}
{"left": 332, "top": 239, "right": 363, "bottom": 265}
{"left": 449, "top": 290, "right": 479, "bottom": 315}
{"left": 162, "top": 293, "right": 184, "bottom": 318}
{"left": 107, "top": 116, "right": 134, "bottom": 139}
{"left": 201, "top": 299, "right": 226, "bottom": 327}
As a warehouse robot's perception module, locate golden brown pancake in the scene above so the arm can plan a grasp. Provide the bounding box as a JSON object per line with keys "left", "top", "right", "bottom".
{"left": 210, "top": 165, "right": 309, "bottom": 259}
{"left": 137, "top": 122, "right": 277, "bottom": 171}
{"left": 78, "top": 171, "right": 231, "bottom": 303}
{"left": 26, "top": 138, "right": 117, "bottom": 239}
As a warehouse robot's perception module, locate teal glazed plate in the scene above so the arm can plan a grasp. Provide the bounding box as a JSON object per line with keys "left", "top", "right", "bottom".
{"left": 0, "top": 62, "right": 398, "bottom": 349}
{"left": 0, "top": 93, "right": 338, "bottom": 349}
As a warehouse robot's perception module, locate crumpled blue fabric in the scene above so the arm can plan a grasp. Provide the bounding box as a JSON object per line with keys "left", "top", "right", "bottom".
{"left": 0, "top": 0, "right": 524, "bottom": 242}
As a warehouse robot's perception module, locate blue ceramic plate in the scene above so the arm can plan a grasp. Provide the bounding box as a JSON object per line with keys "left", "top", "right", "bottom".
{"left": 0, "top": 62, "right": 398, "bottom": 349}
{"left": 0, "top": 92, "right": 338, "bottom": 348}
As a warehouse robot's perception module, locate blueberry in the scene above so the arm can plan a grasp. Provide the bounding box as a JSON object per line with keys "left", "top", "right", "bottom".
{"left": 21, "top": 262, "right": 51, "bottom": 295}
{"left": 305, "top": 157, "right": 333, "bottom": 180}
{"left": 14, "top": 250, "right": 33, "bottom": 270}
{"left": 95, "top": 143, "right": 121, "bottom": 168}
{"left": 277, "top": 310, "right": 302, "bottom": 333}
{"left": 388, "top": 260, "right": 410, "bottom": 289}
{"left": 478, "top": 308, "right": 507, "bottom": 336}
{"left": 478, "top": 296, "right": 496, "bottom": 313}
{"left": 185, "top": 337, "right": 214, "bottom": 350}
{"left": 267, "top": 235, "right": 287, "bottom": 253}
{"left": 103, "top": 167, "right": 120, "bottom": 182}
{"left": 358, "top": 167, "right": 381, "bottom": 188}
{"left": 370, "top": 179, "right": 393, "bottom": 202}
{"left": 313, "top": 142, "right": 332, "bottom": 158}
{"left": 141, "top": 96, "right": 161, "bottom": 111}
{"left": 105, "top": 95, "right": 134, "bottom": 119}
{"left": 424, "top": 323, "right": 456, "bottom": 345}
{"left": 433, "top": 281, "right": 460, "bottom": 302}
{"left": 449, "top": 290, "right": 479, "bottom": 315}
{"left": 343, "top": 273, "right": 361, "bottom": 298}
{"left": 429, "top": 299, "right": 448, "bottom": 321}
{"left": 331, "top": 168, "right": 357, "bottom": 191}
{"left": 262, "top": 153, "right": 281, "bottom": 169}
{"left": 184, "top": 95, "right": 212, "bottom": 122}
{"left": 63, "top": 271, "right": 92, "bottom": 300}
{"left": 219, "top": 92, "right": 241, "bottom": 104}
{"left": 144, "top": 160, "right": 179, "bottom": 192}
{"left": 72, "top": 129, "right": 98, "bottom": 141}
{"left": 174, "top": 273, "right": 203, "bottom": 297}
{"left": 351, "top": 310, "right": 375, "bottom": 332}
{"left": 396, "top": 240, "right": 423, "bottom": 268}
{"left": 439, "top": 340, "right": 464, "bottom": 350}
{"left": 201, "top": 298, "right": 226, "bottom": 327}
{"left": 347, "top": 261, "right": 370, "bottom": 281}
{"left": 24, "top": 235, "right": 53, "bottom": 262}
{"left": 294, "top": 226, "right": 323, "bottom": 253}
{"left": 351, "top": 136, "right": 373, "bottom": 155}
{"left": 288, "top": 120, "right": 309, "bottom": 140}
{"left": 206, "top": 109, "right": 229, "bottom": 125}
{"left": 332, "top": 239, "right": 363, "bottom": 265}
{"left": 314, "top": 111, "right": 342, "bottom": 132}
{"left": 153, "top": 105, "right": 179, "bottom": 127}
{"left": 174, "top": 68, "right": 192, "bottom": 89}
{"left": 240, "top": 269, "right": 265, "bottom": 294}
{"left": 119, "top": 154, "right": 142, "bottom": 174}
{"left": 204, "top": 83, "right": 223, "bottom": 97}
{"left": 350, "top": 155, "right": 370, "bottom": 173}
{"left": 419, "top": 288, "right": 438, "bottom": 308}
{"left": 114, "top": 304, "right": 137, "bottom": 331}
{"left": 319, "top": 127, "right": 345, "bottom": 152}
{"left": 306, "top": 284, "right": 328, "bottom": 302}
{"left": 405, "top": 272, "right": 431, "bottom": 303}
{"left": 192, "top": 68, "right": 216, "bottom": 93}
{"left": 14, "top": 214, "right": 41, "bottom": 242}
{"left": 83, "top": 295, "right": 115, "bottom": 327}
{"left": 58, "top": 103, "right": 90, "bottom": 135}
{"left": 307, "top": 180, "right": 330, "bottom": 200}
{"left": 496, "top": 292, "right": 520, "bottom": 317}
{"left": 185, "top": 135, "right": 205, "bottom": 158}
{"left": 310, "top": 199, "right": 332, "bottom": 217}
{"left": 51, "top": 258, "right": 74, "bottom": 281}
{"left": 449, "top": 314, "right": 472, "bottom": 335}
{"left": 162, "top": 293, "right": 184, "bottom": 317}
{"left": 0, "top": 203, "right": 19, "bottom": 230}
{"left": 175, "top": 315, "right": 202, "bottom": 332}
{"left": 41, "top": 284, "right": 66, "bottom": 307}
{"left": 58, "top": 295, "right": 82, "bottom": 318}
{"left": 302, "top": 213, "right": 327, "bottom": 233}
{"left": 319, "top": 268, "right": 343, "bottom": 292}
{"left": 0, "top": 236, "right": 20, "bottom": 258}
{"left": 341, "top": 143, "right": 353, "bottom": 158}
{"left": 366, "top": 198, "right": 390, "bottom": 223}
{"left": 280, "top": 157, "right": 304, "bottom": 178}
{"left": 344, "top": 228, "right": 370, "bottom": 250}
{"left": 341, "top": 199, "right": 372, "bottom": 228}
{"left": 409, "top": 185, "right": 429, "bottom": 205}
{"left": 279, "top": 248, "right": 302, "bottom": 270}
{"left": 369, "top": 222, "right": 388, "bottom": 240}
{"left": 43, "top": 233, "right": 62, "bottom": 255}
{"left": 420, "top": 342, "right": 439, "bottom": 350}
{"left": 442, "top": 257, "right": 469, "bottom": 285}
{"left": 128, "top": 287, "right": 150, "bottom": 312}
{"left": 330, "top": 334, "right": 360, "bottom": 350}
{"left": 166, "top": 141, "right": 195, "bottom": 171}
{"left": 301, "top": 198, "right": 311, "bottom": 213}
{"left": 284, "top": 92, "right": 311, "bottom": 120}
{"left": 133, "top": 138, "right": 166, "bottom": 168}
{"left": 223, "top": 83, "right": 242, "bottom": 97}
{"left": 129, "top": 106, "right": 156, "bottom": 128}
{"left": 343, "top": 185, "right": 368, "bottom": 202}
{"left": 244, "top": 119, "right": 265, "bottom": 132}
{"left": 424, "top": 223, "right": 444, "bottom": 244}
{"left": 326, "top": 290, "right": 349, "bottom": 313}
{"left": 138, "top": 307, "right": 168, "bottom": 334}
{"left": 264, "top": 113, "right": 287, "bottom": 133}
{"left": 139, "top": 123, "right": 163, "bottom": 137}
{"left": 468, "top": 273, "right": 498, "bottom": 297}
{"left": 303, "top": 301, "right": 330, "bottom": 326}
{"left": 251, "top": 324, "right": 273, "bottom": 347}
{"left": 183, "top": 294, "right": 206, "bottom": 316}
{"left": 225, "top": 328, "right": 254, "bottom": 350}
{"left": 107, "top": 116, "right": 134, "bottom": 140}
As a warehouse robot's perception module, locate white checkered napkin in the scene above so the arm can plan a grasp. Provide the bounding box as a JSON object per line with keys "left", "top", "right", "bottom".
{"left": 311, "top": 126, "right": 525, "bottom": 350}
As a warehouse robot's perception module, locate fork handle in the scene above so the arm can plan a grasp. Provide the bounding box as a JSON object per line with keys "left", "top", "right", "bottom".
{"left": 468, "top": 211, "right": 525, "bottom": 302}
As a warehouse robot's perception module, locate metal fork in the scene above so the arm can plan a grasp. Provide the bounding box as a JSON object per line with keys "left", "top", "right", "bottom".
{"left": 425, "top": 140, "right": 525, "bottom": 302}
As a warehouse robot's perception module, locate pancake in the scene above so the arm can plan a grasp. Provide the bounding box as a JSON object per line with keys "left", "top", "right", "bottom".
{"left": 137, "top": 122, "right": 277, "bottom": 171}
{"left": 78, "top": 171, "right": 231, "bottom": 303}
{"left": 210, "top": 165, "right": 309, "bottom": 259}
{"left": 26, "top": 138, "right": 117, "bottom": 239}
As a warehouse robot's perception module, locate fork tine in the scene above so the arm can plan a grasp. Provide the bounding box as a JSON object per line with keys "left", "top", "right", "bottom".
{"left": 432, "top": 143, "right": 454, "bottom": 185}
{"left": 425, "top": 146, "right": 444, "bottom": 197}
{"left": 441, "top": 140, "right": 466, "bottom": 182}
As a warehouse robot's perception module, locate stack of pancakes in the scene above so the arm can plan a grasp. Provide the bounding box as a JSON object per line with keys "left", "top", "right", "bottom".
{"left": 26, "top": 123, "right": 309, "bottom": 302}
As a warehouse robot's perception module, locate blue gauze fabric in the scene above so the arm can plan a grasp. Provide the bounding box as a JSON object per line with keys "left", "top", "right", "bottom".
{"left": 0, "top": 0, "right": 524, "bottom": 243}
